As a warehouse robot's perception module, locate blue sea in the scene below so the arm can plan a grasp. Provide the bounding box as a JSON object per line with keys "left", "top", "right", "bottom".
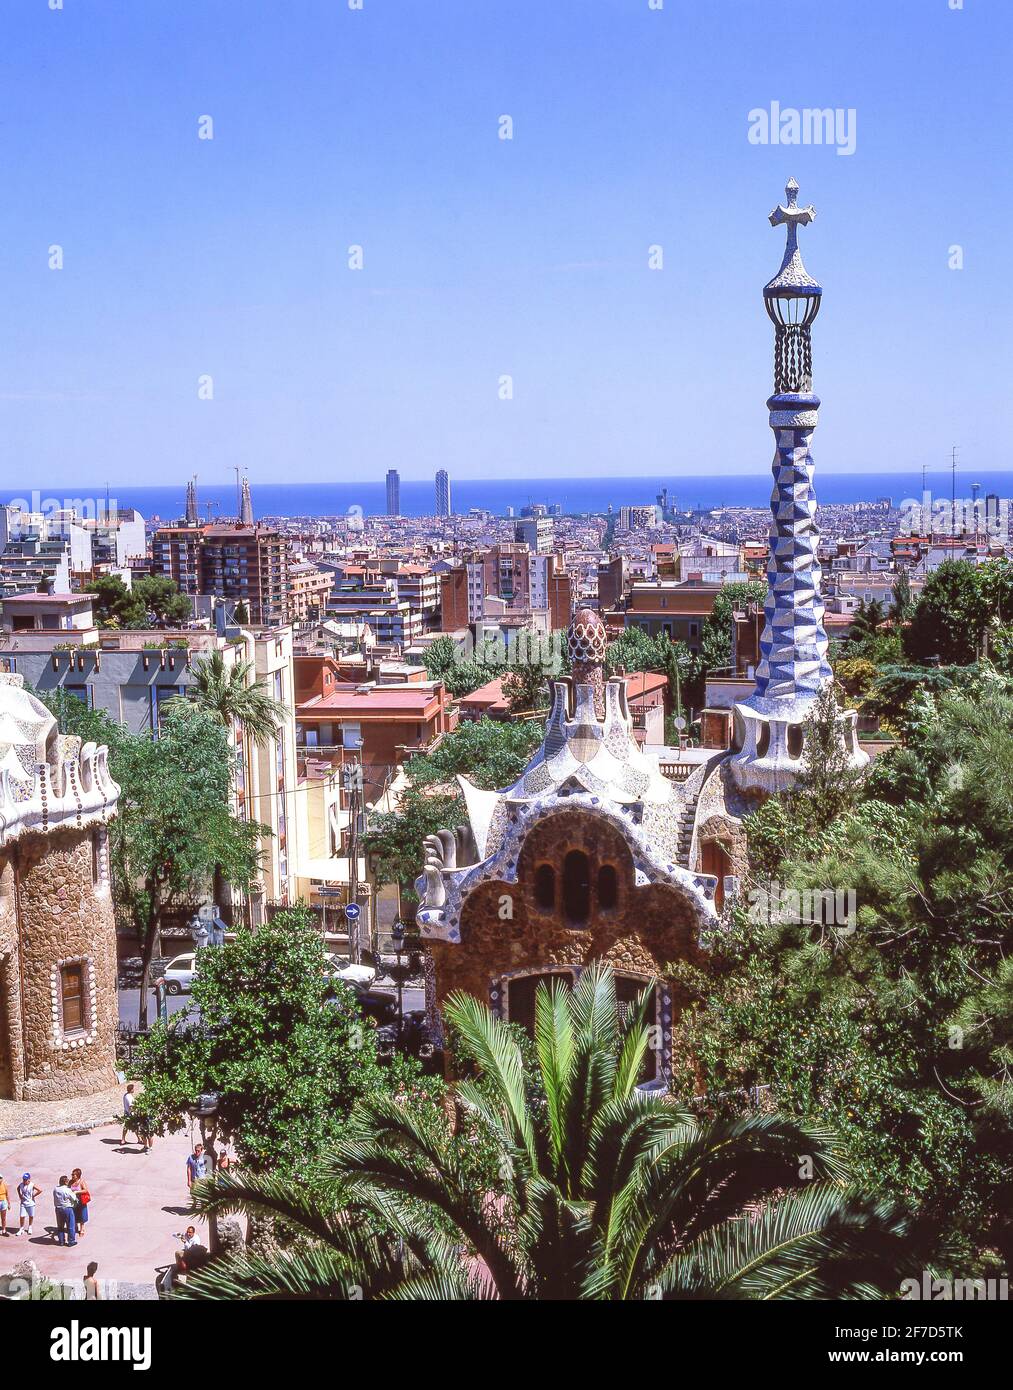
{"left": 5, "top": 472, "right": 1012, "bottom": 522}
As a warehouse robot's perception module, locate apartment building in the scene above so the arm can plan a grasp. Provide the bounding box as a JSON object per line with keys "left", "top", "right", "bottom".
{"left": 611, "top": 581, "right": 721, "bottom": 653}
{"left": 439, "top": 547, "right": 573, "bottom": 631}
{"left": 288, "top": 561, "right": 333, "bottom": 625}
{"left": 295, "top": 678, "right": 456, "bottom": 786}
{"left": 199, "top": 524, "right": 291, "bottom": 627}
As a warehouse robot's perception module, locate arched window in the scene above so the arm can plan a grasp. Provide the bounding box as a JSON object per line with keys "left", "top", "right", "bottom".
{"left": 506, "top": 971, "right": 573, "bottom": 1036}
{"left": 787, "top": 723, "right": 804, "bottom": 759}
{"left": 597, "top": 863, "right": 618, "bottom": 911}
{"left": 534, "top": 863, "right": 556, "bottom": 910}
{"left": 562, "top": 850, "right": 591, "bottom": 924}
{"left": 756, "top": 722, "right": 770, "bottom": 758}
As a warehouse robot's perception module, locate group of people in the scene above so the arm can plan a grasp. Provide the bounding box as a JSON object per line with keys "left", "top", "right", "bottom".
{"left": 0, "top": 1167, "right": 90, "bottom": 1246}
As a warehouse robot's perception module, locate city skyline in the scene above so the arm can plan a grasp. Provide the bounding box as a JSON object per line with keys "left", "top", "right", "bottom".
{"left": 1, "top": 1, "right": 1010, "bottom": 490}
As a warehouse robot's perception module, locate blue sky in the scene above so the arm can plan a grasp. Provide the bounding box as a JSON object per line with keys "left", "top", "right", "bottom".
{"left": 1, "top": 0, "right": 1010, "bottom": 487}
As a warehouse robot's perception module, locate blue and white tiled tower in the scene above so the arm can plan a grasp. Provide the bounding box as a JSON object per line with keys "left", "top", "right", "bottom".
{"left": 729, "top": 179, "right": 867, "bottom": 793}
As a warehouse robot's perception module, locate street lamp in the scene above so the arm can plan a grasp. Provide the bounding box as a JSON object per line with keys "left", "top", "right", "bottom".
{"left": 390, "top": 919, "right": 406, "bottom": 1040}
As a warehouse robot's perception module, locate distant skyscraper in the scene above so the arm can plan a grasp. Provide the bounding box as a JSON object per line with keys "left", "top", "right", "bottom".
{"left": 185, "top": 476, "right": 199, "bottom": 525}
{"left": 435, "top": 469, "right": 451, "bottom": 517}
{"left": 386, "top": 469, "right": 401, "bottom": 516}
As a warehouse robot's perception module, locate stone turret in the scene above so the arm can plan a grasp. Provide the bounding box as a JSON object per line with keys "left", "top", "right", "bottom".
{"left": 0, "top": 674, "right": 121, "bottom": 1103}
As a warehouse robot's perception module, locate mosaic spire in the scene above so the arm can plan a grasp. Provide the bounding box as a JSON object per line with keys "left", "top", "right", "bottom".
{"left": 729, "top": 179, "right": 866, "bottom": 793}
{"left": 754, "top": 177, "right": 832, "bottom": 708}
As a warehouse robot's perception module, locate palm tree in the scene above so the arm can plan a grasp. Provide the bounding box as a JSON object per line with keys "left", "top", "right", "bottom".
{"left": 170, "top": 649, "right": 287, "bottom": 744}
{"left": 176, "top": 1167, "right": 482, "bottom": 1301}
{"left": 180, "top": 966, "right": 921, "bottom": 1300}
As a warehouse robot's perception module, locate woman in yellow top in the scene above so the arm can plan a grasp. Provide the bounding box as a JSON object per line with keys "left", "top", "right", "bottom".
{"left": 0, "top": 1173, "right": 9, "bottom": 1236}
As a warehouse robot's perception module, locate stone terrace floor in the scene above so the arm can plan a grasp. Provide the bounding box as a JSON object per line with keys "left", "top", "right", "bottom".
{"left": 0, "top": 1086, "right": 125, "bottom": 1143}
{"left": 0, "top": 1121, "right": 205, "bottom": 1294}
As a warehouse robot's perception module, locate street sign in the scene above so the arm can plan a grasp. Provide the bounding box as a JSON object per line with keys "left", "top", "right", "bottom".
{"left": 674, "top": 715, "right": 687, "bottom": 730}
{"left": 344, "top": 903, "right": 361, "bottom": 921}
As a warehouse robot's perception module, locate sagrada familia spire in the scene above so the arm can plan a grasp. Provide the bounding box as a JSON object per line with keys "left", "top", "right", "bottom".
{"left": 185, "top": 475, "right": 199, "bottom": 525}
{"left": 728, "top": 179, "right": 867, "bottom": 793}
{"left": 240, "top": 476, "right": 255, "bottom": 527}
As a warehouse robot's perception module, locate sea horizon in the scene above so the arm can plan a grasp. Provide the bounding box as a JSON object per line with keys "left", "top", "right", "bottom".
{"left": 4, "top": 470, "right": 1012, "bottom": 523}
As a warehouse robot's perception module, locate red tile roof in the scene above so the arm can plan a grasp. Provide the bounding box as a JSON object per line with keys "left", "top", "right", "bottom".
{"left": 458, "top": 676, "right": 509, "bottom": 708}
{"left": 298, "top": 684, "right": 443, "bottom": 717}
{"left": 623, "top": 670, "right": 668, "bottom": 701}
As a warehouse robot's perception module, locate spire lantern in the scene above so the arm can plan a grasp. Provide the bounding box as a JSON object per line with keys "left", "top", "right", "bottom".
{"left": 763, "top": 179, "right": 822, "bottom": 393}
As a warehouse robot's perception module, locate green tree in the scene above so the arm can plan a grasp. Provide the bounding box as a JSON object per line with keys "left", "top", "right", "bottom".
{"left": 365, "top": 719, "right": 544, "bottom": 903}
{"left": 134, "top": 908, "right": 416, "bottom": 1174}
{"left": 86, "top": 574, "right": 146, "bottom": 628}
{"left": 364, "top": 787, "right": 461, "bottom": 903}
{"left": 888, "top": 569, "right": 914, "bottom": 624}
{"left": 706, "top": 682, "right": 1013, "bottom": 1273}
{"left": 501, "top": 629, "right": 557, "bottom": 715}
{"left": 175, "top": 966, "right": 919, "bottom": 1300}
{"left": 406, "top": 717, "right": 542, "bottom": 792}
{"left": 132, "top": 574, "right": 191, "bottom": 626}
{"left": 113, "top": 704, "right": 266, "bottom": 1028}
{"left": 321, "top": 967, "right": 915, "bottom": 1299}
{"left": 34, "top": 686, "right": 125, "bottom": 750}
{"left": 700, "top": 581, "right": 766, "bottom": 676}
{"left": 848, "top": 598, "right": 885, "bottom": 648}
{"left": 903, "top": 560, "right": 986, "bottom": 665}
{"left": 423, "top": 633, "right": 507, "bottom": 699}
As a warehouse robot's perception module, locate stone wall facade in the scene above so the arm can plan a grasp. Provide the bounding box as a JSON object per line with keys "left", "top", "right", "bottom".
{"left": 429, "top": 809, "right": 706, "bottom": 1085}
{"left": 0, "top": 826, "right": 119, "bottom": 1102}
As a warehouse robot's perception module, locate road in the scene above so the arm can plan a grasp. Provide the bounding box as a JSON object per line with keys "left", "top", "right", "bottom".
{"left": 117, "top": 985, "right": 426, "bottom": 1029}
{"left": 118, "top": 989, "right": 191, "bottom": 1029}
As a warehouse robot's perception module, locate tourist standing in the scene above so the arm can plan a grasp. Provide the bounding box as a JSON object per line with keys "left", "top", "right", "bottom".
{"left": 185, "top": 1143, "right": 208, "bottom": 1192}
{"left": 16, "top": 1174, "right": 41, "bottom": 1237}
{"left": 121, "top": 1083, "right": 136, "bottom": 1145}
{"left": 70, "top": 1169, "right": 91, "bottom": 1239}
{"left": 53, "top": 1175, "right": 77, "bottom": 1247}
{"left": 84, "top": 1261, "right": 101, "bottom": 1300}
{"left": 0, "top": 1172, "right": 9, "bottom": 1236}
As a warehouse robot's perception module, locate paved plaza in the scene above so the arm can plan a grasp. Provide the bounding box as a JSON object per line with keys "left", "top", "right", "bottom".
{"left": 0, "top": 1121, "right": 208, "bottom": 1292}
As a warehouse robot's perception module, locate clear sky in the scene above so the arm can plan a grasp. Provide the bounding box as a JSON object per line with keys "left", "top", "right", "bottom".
{"left": 1, "top": 0, "right": 1010, "bottom": 487}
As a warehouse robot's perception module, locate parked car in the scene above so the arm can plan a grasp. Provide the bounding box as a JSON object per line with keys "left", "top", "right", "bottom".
{"left": 162, "top": 953, "right": 196, "bottom": 996}
{"left": 323, "top": 956, "right": 376, "bottom": 990}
